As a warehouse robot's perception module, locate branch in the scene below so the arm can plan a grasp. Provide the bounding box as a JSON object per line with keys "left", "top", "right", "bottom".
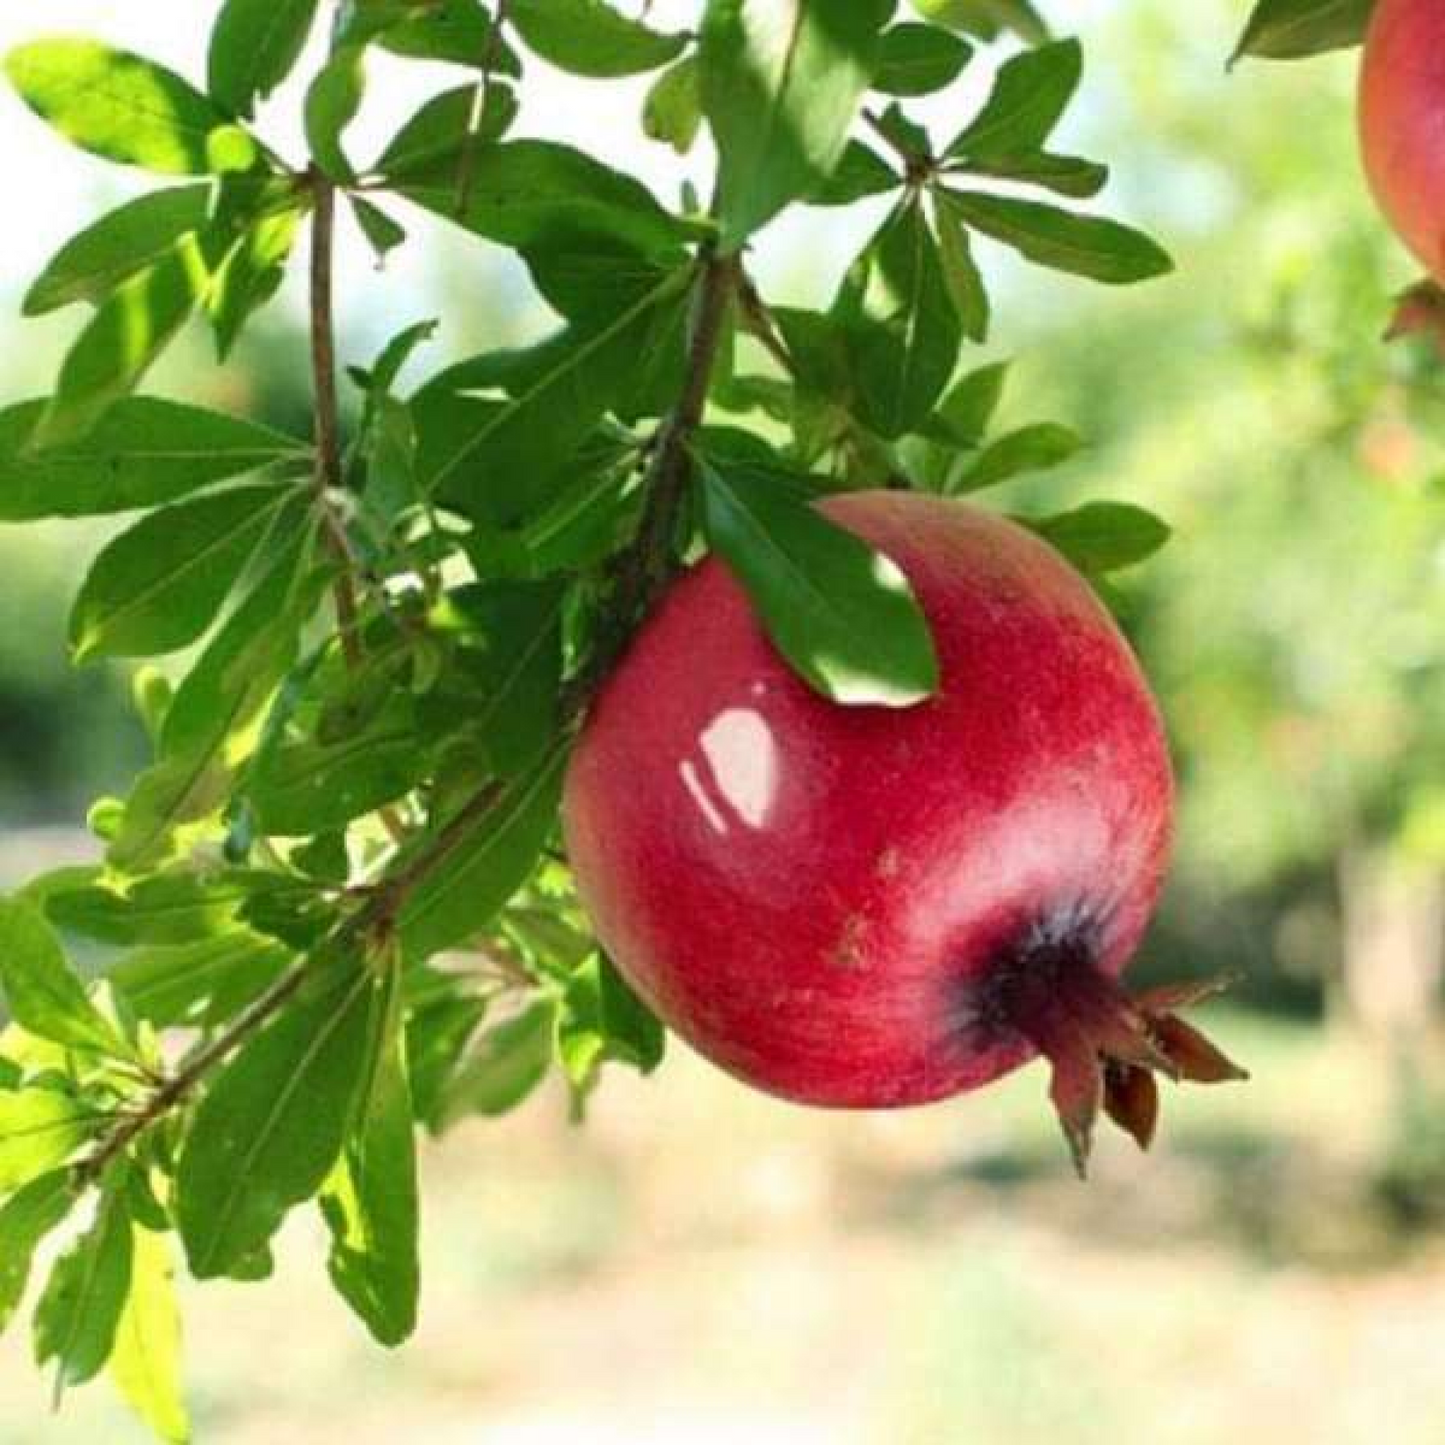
{"left": 75, "top": 246, "right": 738, "bottom": 1189}
{"left": 565, "top": 250, "right": 738, "bottom": 706}
{"left": 76, "top": 963, "right": 311, "bottom": 1186}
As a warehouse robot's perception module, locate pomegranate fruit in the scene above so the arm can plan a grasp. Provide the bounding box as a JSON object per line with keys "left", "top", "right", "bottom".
{"left": 1359, "top": 0, "right": 1445, "bottom": 281}
{"left": 563, "top": 491, "right": 1244, "bottom": 1173}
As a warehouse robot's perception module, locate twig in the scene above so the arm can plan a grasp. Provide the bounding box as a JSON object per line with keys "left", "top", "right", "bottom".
{"left": 308, "top": 171, "right": 366, "bottom": 670}
{"left": 736, "top": 267, "right": 797, "bottom": 376}
{"left": 309, "top": 170, "right": 410, "bottom": 843}
{"left": 455, "top": 0, "right": 511, "bottom": 216}
{"left": 75, "top": 963, "right": 312, "bottom": 1186}
{"left": 564, "top": 250, "right": 738, "bottom": 707}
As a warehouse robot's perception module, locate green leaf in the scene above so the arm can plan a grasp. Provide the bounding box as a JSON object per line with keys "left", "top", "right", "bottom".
{"left": 643, "top": 56, "right": 703, "bottom": 154}
{"left": 0, "top": 1171, "right": 79, "bottom": 1336}
{"left": 207, "top": 205, "right": 303, "bottom": 359}
{"left": 398, "top": 746, "right": 567, "bottom": 960}
{"left": 557, "top": 954, "right": 664, "bottom": 1110}
{"left": 36, "top": 230, "right": 230, "bottom": 448}
{"left": 108, "top": 526, "right": 324, "bottom": 873}
{"left": 176, "top": 950, "right": 384, "bottom": 1278}
{"left": 320, "top": 968, "right": 419, "bottom": 1347}
{"left": 374, "top": 82, "right": 519, "bottom": 174}
{"left": 23, "top": 186, "right": 211, "bottom": 317}
{"left": 701, "top": 459, "right": 940, "bottom": 707}
{"left": 510, "top": 0, "right": 687, "bottom": 77}
{"left": 936, "top": 361, "right": 1009, "bottom": 445}
{"left": 0, "top": 896, "right": 133, "bottom": 1060}
{"left": 949, "top": 149, "right": 1108, "bottom": 200}
{"left": 431, "top": 995, "right": 556, "bottom": 1128}
{"left": 247, "top": 703, "right": 427, "bottom": 835}
{"left": 110, "top": 933, "right": 291, "bottom": 1028}
{"left": 5, "top": 39, "right": 260, "bottom": 175}
{"left": 810, "top": 140, "right": 900, "bottom": 206}
{"left": 946, "top": 36, "right": 1082, "bottom": 158}
{"left": 209, "top": 0, "right": 323, "bottom": 118}
{"left": 69, "top": 484, "right": 297, "bottom": 662}
{"left": 1028, "top": 501, "right": 1171, "bottom": 573}
{"left": 305, "top": 45, "right": 367, "bottom": 182}
{"left": 351, "top": 196, "right": 408, "bottom": 263}
{"left": 0, "top": 397, "right": 305, "bottom": 521}
{"left": 701, "top": 0, "right": 891, "bottom": 247}
{"left": 48, "top": 870, "right": 302, "bottom": 946}
{"left": 1231, "top": 0, "right": 1374, "bottom": 63}
{"left": 911, "top": 0, "right": 1050, "bottom": 45}
{"left": 950, "top": 421, "right": 1083, "bottom": 493}
{"left": 874, "top": 23, "right": 972, "bottom": 96}
{"left": 832, "top": 199, "right": 962, "bottom": 439}
{"left": 938, "top": 188, "right": 1173, "bottom": 285}
{"left": 33, "top": 1186, "right": 133, "bottom": 1392}
{"left": 380, "top": 0, "right": 521, "bottom": 71}
{"left": 442, "top": 582, "right": 565, "bottom": 776}
{"left": 932, "top": 197, "right": 990, "bottom": 342}
{"left": 109, "top": 1224, "right": 189, "bottom": 1445}
{"left": 390, "top": 138, "right": 693, "bottom": 258}
{"left": 0, "top": 1090, "right": 102, "bottom": 1192}
{"left": 415, "top": 266, "right": 689, "bottom": 524}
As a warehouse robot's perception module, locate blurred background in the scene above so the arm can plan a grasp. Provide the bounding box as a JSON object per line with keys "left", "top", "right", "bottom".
{"left": 5, "top": 1, "right": 1445, "bottom": 1441}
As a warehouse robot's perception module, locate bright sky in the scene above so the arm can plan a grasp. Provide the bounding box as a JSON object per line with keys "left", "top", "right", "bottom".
{"left": 0, "top": 2, "right": 1106, "bottom": 388}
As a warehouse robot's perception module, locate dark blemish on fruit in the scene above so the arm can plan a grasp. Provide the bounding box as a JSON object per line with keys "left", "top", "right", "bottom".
{"left": 829, "top": 914, "right": 867, "bottom": 970}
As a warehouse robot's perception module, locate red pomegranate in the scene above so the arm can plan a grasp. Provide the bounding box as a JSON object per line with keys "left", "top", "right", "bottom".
{"left": 1359, "top": 0, "right": 1445, "bottom": 280}
{"left": 563, "top": 491, "right": 1244, "bottom": 1172}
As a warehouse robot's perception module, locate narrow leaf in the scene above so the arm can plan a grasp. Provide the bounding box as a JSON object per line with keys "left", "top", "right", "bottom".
{"left": 69, "top": 484, "right": 296, "bottom": 662}
{"left": 320, "top": 968, "right": 419, "bottom": 1347}
{"left": 209, "top": 0, "right": 323, "bottom": 118}
{"left": 398, "top": 746, "right": 567, "bottom": 960}
{"left": 0, "top": 1091, "right": 103, "bottom": 1192}
{"left": 0, "top": 1171, "right": 79, "bottom": 1336}
{"left": 702, "top": 460, "right": 939, "bottom": 707}
{"left": 1028, "top": 501, "right": 1171, "bottom": 573}
{"left": 0, "top": 397, "right": 305, "bottom": 521}
{"left": 24, "top": 186, "right": 212, "bottom": 316}
{"left": 939, "top": 189, "right": 1173, "bottom": 285}
{"left": 176, "top": 951, "right": 384, "bottom": 1278}
{"left": 109, "top": 1224, "right": 189, "bottom": 1445}
{"left": 510, "top": 0, "right": 687, "bottom": 77}
{"left": 0, "top": 896, "right": 132, "bottom": 1060}
{"left": 33, "top": 1186, "right": 133, "bottom": 1392}
{"left": 946, "top": 37, "right": 1082, "bottom": 158}
{"left": 701, "top": 0, "right": 891, "bottom": 246}
{"left": 5, "top": 40, "right": 259, "bottom": 175}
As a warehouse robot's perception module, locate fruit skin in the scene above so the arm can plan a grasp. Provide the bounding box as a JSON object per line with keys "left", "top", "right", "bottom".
{"left": 563, "top": 491, "right": 1175, "bottom": 1120}
{"left": 1359, "top": 0, "right": 1445, "bottom": 281}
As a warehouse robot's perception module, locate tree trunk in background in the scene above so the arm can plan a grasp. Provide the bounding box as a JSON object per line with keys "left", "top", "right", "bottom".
{"left": 1336, "top": 845, "right": 1444, "bottom": 1039}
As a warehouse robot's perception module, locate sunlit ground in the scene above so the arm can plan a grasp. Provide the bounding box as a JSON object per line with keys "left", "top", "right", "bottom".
{"left": 5, "top": 1006, "right": 1445, "bottom": 1445}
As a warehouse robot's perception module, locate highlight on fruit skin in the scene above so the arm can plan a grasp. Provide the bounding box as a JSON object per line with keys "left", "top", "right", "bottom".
{"left": 563, "top": 490, "right": 1247, "bottom": 1175}
{"left": 1358, "top": 0, "right": 1445, "bottom": 282}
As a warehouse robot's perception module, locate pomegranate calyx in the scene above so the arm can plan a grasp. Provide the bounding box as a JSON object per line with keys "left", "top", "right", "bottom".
{"left": 1015, "top": 966, "right": 1248, "bottom": 1179}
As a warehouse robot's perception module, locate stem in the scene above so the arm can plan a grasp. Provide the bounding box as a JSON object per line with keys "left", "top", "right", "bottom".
{"left": 564, "top": 250, "right": 738, "bottom": 707}
{"left": 309, "top": 169, "right": 410, "bottom": 842}
{"left": 309, "top": 171, "right": 365, "bottom": 669}
{"left": 736, "top": 267, "right": 797, "bottom": 376}
{"left": 455, "top": 0, "right": 511, "bottom": 216}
